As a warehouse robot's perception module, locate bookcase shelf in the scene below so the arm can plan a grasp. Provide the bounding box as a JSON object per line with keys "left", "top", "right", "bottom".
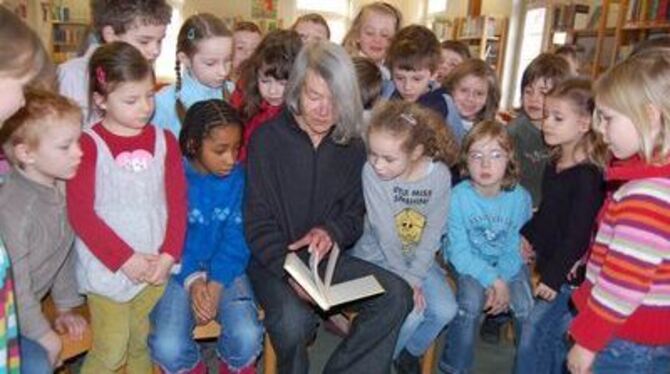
{"left": 546, "top": 0, "right": 670, "bottom": 79}
{"left": 455, "top": 15, "right": 509, "bottom": 78}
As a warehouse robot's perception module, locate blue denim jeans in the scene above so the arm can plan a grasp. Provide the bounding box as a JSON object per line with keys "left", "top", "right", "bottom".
{"left": 514, "top": 284, "right": 574, "bottom": 374}
{"left": 439, "top": 267, "right": 533, "bottom": 374}
{"left": 20, "top": 336, "right": 51, "bottom": 374}
{"left": 592, "top": 339, "right": 670, "bottom": 374}
{"left": 149, "top": 274, "right": 264, "bottom": 373}
{"left": 395, "top": 264, "right": 457, "bottom": 358}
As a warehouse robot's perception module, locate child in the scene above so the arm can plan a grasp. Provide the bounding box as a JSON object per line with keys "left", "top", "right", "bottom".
{"left": 58, "top": 0, "right": 172, "bottom": 122}
{"left": 66, "top": 41, "right": 187, "bottom": 373}
{"left": 554, "top": 45, "right": 580, "bottom": 76}
{"left": 442, "top": 59, "right": 501, "bottom": 143}
{"left": 0, "top": 6, "right": 55, "bottom": 372}
{"left": 150, "top": 99, "right": 263, "bottom": 374}
{"left": 352, "top": 56, "right": 383, "bottom": 122}
{"left": 0, "top": 90, "right": 87, "bottom": 371}
{"left": 566, "top": 50, "right": 670, "bottom": 374}
{"left": 235, "top": 30, "right": 302, "bottom": 162}
{"left": 439, "top": 120, "right": 533, "bottom": 374}
{"left": 231, "top": 21, "right": 263, "bottom": 81}
{"left": 342, "top": 2, "right": 402, "bottom": 75}
{"left": 436, "top": 40, "right": 471, "bottom": 82}
{"left": 351, "top": 101, "right": 459, "bottom": 373}
{"left": 1, "top": 4, "right": 54, "bottom": 365}
{"left": 507, "top": 53, "right": 571, "bottom": 209}
{"left": 385, "top": 25, "right": 442, "bottom": 104}
{"left": 152, "top": 13, "right": 232, "bottom": 137}
{"left": 291, "top": 13, "right": 330, "bottom": 44}
{"left": 513, "top": 79, "right": 607, "bottom": 374}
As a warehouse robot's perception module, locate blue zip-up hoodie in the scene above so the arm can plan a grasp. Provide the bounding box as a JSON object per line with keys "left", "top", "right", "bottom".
{"left": 174, "top": 159, "right": 250, "bottom": 287}
{"left": 152, "top": 71, "right": 224, "bottom": 137}
{"left": 444, "top": 181, "right": 531, "bottom": 287}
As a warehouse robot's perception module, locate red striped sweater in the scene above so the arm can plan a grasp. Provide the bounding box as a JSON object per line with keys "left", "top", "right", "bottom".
{"left": 570, "top": 156, "right": 670, "bottom": 351}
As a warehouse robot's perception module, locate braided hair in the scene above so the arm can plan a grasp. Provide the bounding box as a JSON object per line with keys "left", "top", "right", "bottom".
{"left": 174, "top": 13, "right": 232, "bottom": 124}
{"left": 179, "top": 99, "right": 243, "bottom": 159}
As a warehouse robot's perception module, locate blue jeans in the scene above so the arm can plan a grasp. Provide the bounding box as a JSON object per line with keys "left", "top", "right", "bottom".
{"left": 20, "top": 336, "right": 51, "bottom": 374}
{"left": 514, "top": 284, "right": 574, "bottom": 374}
{"left": 439, "top": 267, "right": 533, "bottom": 374}
{"left": 592, "top": 339, "right": 670, "bottom": 374}
{"left": 395, "top": 264, "right": 457, "bottom": 357}
{"left": 149, "top": 275, "right": 264, "bottom": 373}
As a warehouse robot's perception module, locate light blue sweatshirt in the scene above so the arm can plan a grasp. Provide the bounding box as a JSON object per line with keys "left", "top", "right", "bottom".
{"left": 152, "top": 71, "right": 224, "bottom": 137}
{"left": 444, "top": 181, "right": 531, "bottom": 287}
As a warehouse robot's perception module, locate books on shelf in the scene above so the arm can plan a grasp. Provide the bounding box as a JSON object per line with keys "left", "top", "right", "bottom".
{"left": 457, "top": 16, "right": 503, "bottom": 39}
{"left": 283, "top": 244, "right": 385, "bottom": 311}
{"left": 627, "top": 0, "right": 670, "bottom": 22}
{"left": 433, "top": 18, "right": 456, "bottom": 41}
{"left": 553, "top": 3, "right": 590, "bottom": 30}
{"left": 587, "top": 4, "right": 603, "bottom": 29}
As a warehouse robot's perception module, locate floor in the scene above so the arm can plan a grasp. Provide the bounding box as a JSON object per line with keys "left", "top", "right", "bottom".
{"left": 305, "top": 323, "right": 516, "bottom": 373}
{"left": 64, "top": 321, "right": 516, "bottom": 374}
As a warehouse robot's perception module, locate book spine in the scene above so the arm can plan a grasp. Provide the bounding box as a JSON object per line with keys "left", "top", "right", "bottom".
{"left": 657, "top": 0, "right": 669, "bottom": 19}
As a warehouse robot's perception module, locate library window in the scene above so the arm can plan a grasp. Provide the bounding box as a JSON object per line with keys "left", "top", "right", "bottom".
{"left": 427, "top": 0, "right": 448, "bottom": 15}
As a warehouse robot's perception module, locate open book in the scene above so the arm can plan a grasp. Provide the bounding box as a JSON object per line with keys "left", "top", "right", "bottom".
{"left": 283, "top": 244, "right": 385, "bottom": 311}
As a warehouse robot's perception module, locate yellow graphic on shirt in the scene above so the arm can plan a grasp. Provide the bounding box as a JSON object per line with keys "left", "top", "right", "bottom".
{"left": 395, "top": 208, "right": 426, "bottom": 254}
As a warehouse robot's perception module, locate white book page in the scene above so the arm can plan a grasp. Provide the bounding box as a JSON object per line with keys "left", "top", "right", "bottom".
{"left": 284, "top": 253, "right": 331, "bottom": 310}
{"left": 326, "top": 275, "right": 385, "bottom": 307}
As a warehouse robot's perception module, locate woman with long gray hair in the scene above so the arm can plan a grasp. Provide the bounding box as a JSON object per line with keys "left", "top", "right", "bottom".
{"left": 244, "top": 41, "right": 412, "bottom": 374}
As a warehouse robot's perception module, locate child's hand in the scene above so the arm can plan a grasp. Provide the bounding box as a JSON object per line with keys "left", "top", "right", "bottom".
{"left": 520, "top": 237, "right": 535, "bottom": 264}
{"left": 206, "top": 281, "right": 223, "bottom": 317}
{"left": 120, "top": 253, "right": 153, "bottom": 283}
{"left": 535, "top": 282, "right": 557, "bottom": 301}
{"left": 412, "top": 285, "right": 426, "bottom": 312}
{"left": 567, "top": 343, "right": 595, "bottom": 374}
{"left": 54, "top": 309, "right": 88, "bottom": 340}
{"left": 145, "top": 253, "right": 175, "bottom": 285}
{"left": 37, "top": 329, "right": 63, "bottom": 367}
{"left": 190, "top": 278, "right": 214, "bottom": 325}
{"left": 485, "top": 279, "right": 510, "bottom": 315}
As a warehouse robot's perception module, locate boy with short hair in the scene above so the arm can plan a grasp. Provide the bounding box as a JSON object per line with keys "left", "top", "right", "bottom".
{"left": 385, "top": 25, "right": 449, "bottom": 120}
{"left": 507, "top": 53, "right": 571, "bottom": 209}
{"left": 58, "top": 0, "right": 172, "bottom": 121}
{"left": 352, "top": 56, "right": 383, "bottom": 118}
{"left": 0, "top": 90, "right": 87, "bottom": 371}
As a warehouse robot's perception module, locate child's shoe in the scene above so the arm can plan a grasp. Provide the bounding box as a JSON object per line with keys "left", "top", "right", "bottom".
{"left": 393, "top": 348, "right": 421, "bottom": 374}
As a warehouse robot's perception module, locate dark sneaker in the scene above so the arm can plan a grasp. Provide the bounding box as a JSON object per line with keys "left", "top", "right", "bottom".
{"left": 394, "top": 348, "right": 421, "bottom": 374}
{"left": 480, "top": 317, "right": 501, "bottom": 344}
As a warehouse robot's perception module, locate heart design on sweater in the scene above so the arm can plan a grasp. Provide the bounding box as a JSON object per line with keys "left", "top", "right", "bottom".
{"left": 115, "top": 150, "right": 153, "bottom": 172}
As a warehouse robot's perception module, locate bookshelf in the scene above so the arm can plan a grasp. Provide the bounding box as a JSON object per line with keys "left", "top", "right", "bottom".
{"left": 610, "top": 0, "right": 670, "bottom": 64}
{"left": 51, "top": 21, "right": 89, "bottom": 64}
{"left": 45, "top": 1, "right": 91, "bottom": 64}
{"left": 432, "top": 17, "right": 458, "bottom": 41}
{"left": 546, "top": 0, "right": 670, "bottom": 78}
{"left": 454, "top": 15, "right": 509, "bottom": 77}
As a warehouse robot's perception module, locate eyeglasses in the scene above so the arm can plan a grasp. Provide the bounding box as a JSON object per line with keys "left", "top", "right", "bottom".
{"left": 467, "top": 150, "right": 508, "bottom": 163}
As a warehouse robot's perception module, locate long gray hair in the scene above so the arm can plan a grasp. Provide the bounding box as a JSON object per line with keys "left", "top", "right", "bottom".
{"left": 284, "top": 41, "right": 363, "bottom": 144}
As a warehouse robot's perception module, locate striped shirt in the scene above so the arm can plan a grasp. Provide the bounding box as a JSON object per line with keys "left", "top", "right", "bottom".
{"left": 0, "top": 240, "right": 20, "bottom": 373}
{"left": 570, "top": 170, "right": 670, "bottom": 351}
